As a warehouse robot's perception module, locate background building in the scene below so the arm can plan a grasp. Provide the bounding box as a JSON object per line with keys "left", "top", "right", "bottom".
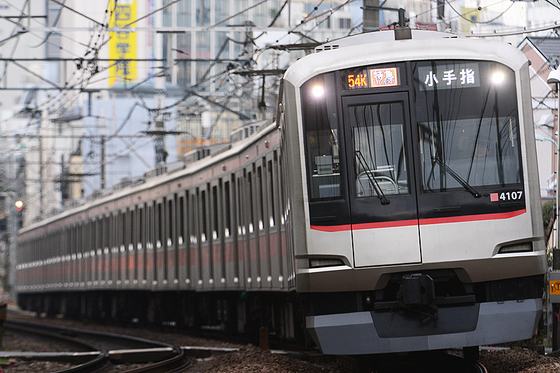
{"left": 0, "top": 0, "right": 559, "bottom": 228}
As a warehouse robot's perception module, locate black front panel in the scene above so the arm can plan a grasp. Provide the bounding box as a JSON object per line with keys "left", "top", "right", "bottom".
{"left": 412, "top": 61, "right": 524, "bottom": 220}
{"left": 342, "top": 93, "right": 418, "bottom": 225}
{"left": 302, "top": 59, "right": 524, "bottom": 229}
{"left": 372, "top": 304, "right": 480, "bottom": 337}
{"left": 301, "top": 73, "right": 351, "bottom": 227}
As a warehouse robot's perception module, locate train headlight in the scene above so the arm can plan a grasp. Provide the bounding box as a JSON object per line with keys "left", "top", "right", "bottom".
{"left": 491, "top": 71, "right": 505, "bottom": 84}
{"left": 309, "top": 258, "right": 344, "bottom": 268}
{"left": 498, "top": 242, "right": 532, "bottom": 254}
{"left": 312, "top": 85, "right": 325, "bottom": 98}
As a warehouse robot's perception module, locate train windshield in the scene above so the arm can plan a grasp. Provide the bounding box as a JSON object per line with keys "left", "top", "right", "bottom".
{"left": 350, "top": 101, "right": 409, "bottom": 199}
{"left": 414, "top": 61, "right": 521, "bottom": 193}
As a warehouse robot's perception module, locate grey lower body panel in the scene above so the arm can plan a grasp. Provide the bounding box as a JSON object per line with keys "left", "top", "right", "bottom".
{"left": 306, "top": 299, "right": 542, "bottom": 355}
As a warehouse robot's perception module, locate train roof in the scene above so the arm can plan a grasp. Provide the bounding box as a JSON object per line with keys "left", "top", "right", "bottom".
{"left": 284, "top": 29, "right": 529, "bottom": 89}
{"left": 18, "top": 119, "right": 277, "bottom": 235}
{"left": 314, "top": 29, "right": 457, "bottom": 52}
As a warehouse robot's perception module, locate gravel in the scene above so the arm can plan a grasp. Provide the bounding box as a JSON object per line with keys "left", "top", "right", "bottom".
{"left": 0, "top": 331, "right": 74, "bottom": 372}
{"left": 3, "top": 309, "right": 345, "bottom": 372}
{"left": 4, "top": 309, "right": 560, "bottom": 372}
{"left": 479, "top": 348, "right": 560, "bottom": 373}
{"left": 186, "top": 347, "right": 343, "bottom": 373}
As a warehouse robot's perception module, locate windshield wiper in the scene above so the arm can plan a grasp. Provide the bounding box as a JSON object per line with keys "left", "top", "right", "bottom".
{"left": 355, "top": 150, "right": 390, "bottom": 205}
{"left": 432, "top": 156, "right": 481, "bottom": 198}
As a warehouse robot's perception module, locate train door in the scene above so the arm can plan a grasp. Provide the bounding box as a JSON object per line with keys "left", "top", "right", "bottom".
{"left": 342, "top": 92, "right": 421, "bottom": 267}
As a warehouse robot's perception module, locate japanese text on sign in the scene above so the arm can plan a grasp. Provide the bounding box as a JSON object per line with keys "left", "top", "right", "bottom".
{"left": 346, "top": 67, "right": 399, "bottom": 89}
{"left": 418, "top": 63, "right": 480, "bottom": 91}
{"left": 109, "top": 0, "right": 137, "bottom": 87}
{"left": 370, "top": 68, "right": 399, "bottom": 88}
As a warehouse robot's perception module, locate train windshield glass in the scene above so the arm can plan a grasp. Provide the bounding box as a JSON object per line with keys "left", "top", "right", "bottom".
{"left": 301, "top": 73, "right": 342, "bottom": 200}
{"left": 413, "top": 60, "right": 521, "bottom": 193}
{"left": 350, "top": 102, "right": 409, "bottom": 197}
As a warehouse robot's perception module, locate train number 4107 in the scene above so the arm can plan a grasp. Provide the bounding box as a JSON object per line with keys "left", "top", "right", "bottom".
{"left": 490, "top": 191, "right": 523, "bottom": 202}
{"left": 500, "top": 191, "right": 523, "bottom": 201}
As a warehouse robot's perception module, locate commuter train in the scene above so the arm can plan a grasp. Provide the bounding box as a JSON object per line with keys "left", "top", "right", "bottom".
{"left": 16, "top": 28, "right": 547, "bottom": 355}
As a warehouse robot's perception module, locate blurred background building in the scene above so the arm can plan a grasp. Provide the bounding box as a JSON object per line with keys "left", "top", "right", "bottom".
{"left": 0, "top": 0, "right": 558, "bottom": 228}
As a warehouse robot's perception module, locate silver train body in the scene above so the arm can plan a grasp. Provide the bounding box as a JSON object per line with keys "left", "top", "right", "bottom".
{"left": 17, "top": 30, "right": 546, "bottom": 355}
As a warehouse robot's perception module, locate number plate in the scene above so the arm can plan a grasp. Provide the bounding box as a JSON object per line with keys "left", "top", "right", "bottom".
{"left": 490, "top": 190, "right": 523, "bottom": 202}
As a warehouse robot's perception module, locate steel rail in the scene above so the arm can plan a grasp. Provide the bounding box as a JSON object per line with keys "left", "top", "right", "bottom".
{"left": 4, "top": 319, "right": 190, "bottom": 373}
{"left": 4, "top": 320, "right": 107, "bottom": 372}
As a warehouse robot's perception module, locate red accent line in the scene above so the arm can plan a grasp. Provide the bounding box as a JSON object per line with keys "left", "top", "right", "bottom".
{"left": 310, "top": 209, "right": 526, "bottom": 232}
{"left": 419, "top": 209, "right": 526, "bottom": 226}
{"left": 310, "top": 224, "right": 352, "bottom": 232}
{"left": 352, "top": 219, "right": 418, "bottom": 230}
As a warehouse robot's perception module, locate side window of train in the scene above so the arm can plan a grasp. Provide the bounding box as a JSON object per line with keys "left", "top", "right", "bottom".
{"left": 248, "top": 171, "right": 254, "bottom": 233}
{"left": 301, "top": 72, "right": 342, "bottom": 201}
{"left": 268, "top": 158, "right": 276, "bottom": 228}
{"left": 212, "top": 185, "right": 219, "bottom": 240}
{"left": 257, "top": 165, "right": 264, "bottom": 230}
{"left": 201, "top": 189, "right": 207, "bottom": 242}
{"left": 224, "top": 180, "right": 232, "bottom": 237}
{"left": 168, "top": 198, "right": 174, "bottom": 246}
{"left": 179, "top": 195, "right": 185, "bottom": 245}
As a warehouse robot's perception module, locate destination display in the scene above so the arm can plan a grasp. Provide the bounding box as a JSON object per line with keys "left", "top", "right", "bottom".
{"left": 345, "top": 67, "right": 399, "bottom": 89}
{"left": 418, "top": 62, "right": 480, "bottom": 91}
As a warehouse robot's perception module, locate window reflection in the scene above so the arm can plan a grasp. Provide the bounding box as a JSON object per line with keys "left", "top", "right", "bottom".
{"left": 414, "top": 60, "right": 521, "bottom": 193}
{"left": 350, "top": 102, "right": 408, "bottom": 198}
{"left": 419, "top": 117, "right": 520, "bottom": 192}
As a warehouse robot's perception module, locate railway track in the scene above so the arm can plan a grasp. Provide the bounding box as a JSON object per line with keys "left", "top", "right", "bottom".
{"left": 3, "top": 319, "right": 190, "bottom": 372}
{"left": 3, "top": 311, "right": 488, "bottom": 373}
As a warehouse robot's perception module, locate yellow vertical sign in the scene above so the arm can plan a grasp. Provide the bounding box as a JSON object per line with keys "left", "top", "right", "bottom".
{"left": 109, "top": 0, "right": 137, "bottom": 86}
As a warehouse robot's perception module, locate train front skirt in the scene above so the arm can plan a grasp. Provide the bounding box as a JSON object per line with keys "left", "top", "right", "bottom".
{"left": 306, "top": 299, "right": 542, "bottom": 354}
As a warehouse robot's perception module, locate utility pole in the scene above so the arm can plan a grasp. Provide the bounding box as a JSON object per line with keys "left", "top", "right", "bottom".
{"left": 437, "top": 0, "right": 446, "bottom": 31}
{"left": 98, "top": 113, "right": 106, "bottom": 190}
{"left": 4, "top": 194, "right": 12, "bottom": 297}
{"left": 547, "top": 69, "right": 560, "bottom": 351}
{"left": 0, "top": 192, "right": 17, "bottom": 298}
{"left": 242, "top": 21, "right": 255, "bottom": 123}
{"left": 101, "top": 135, "right": 106, "bottom": 189}
{"left": 39, "top": 110, "right": 46, "bottom": 218}
{"left": 0, "top": 194, "right": 7, "bottom": 294}
{"left": 154, "top": 74, "right": 168, "bottom": 164}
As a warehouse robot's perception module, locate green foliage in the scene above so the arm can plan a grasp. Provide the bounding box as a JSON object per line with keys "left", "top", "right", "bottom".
{"left": 543, "top": 200, "right": 556, "bottom": 231}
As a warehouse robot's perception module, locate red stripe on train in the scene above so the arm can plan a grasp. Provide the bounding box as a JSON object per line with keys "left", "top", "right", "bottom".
{"left": 310, "top": 209, "right": 526, "bottom": 232}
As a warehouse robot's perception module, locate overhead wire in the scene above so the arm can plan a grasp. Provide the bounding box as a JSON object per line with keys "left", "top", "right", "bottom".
{"left": 2, "top": 0, "right": 96, "bottom": 50}
{"left": 254, "top": 0, "right": 357, "bottom": 55}
{"left": 0, "top": 1, "right": 119, "bottom": 201}
{"left": 0, "top": 0, "right": 268, "bottom": 209}
{"left": 0, "top": 0, "right": 29, "bottom": 85}
{"left": 0, "top": 0, "right": 403, "bottom": 210}
{"left": 445, "top": 0, "right": 515, "bottom": 25}
{"left": 18, "top": 0, "right": 65, "bottom": 48}
{"left": 0, "top": 0, "right": 112, "bottom": 119}
{"left": 36, "top": 0, "right": 115, "bottom": 116}
{"left": 9, "top": 0, "right": 543, "bottom": 206}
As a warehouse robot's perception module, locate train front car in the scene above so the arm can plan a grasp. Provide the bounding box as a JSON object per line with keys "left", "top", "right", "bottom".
{"left": 281, "top": 30, "right": 547, "bottom": 355}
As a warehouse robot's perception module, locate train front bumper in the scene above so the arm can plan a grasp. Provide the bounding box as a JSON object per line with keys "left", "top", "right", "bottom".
{"left": 306, "top": 299, "right": 542, "bottom": 355}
